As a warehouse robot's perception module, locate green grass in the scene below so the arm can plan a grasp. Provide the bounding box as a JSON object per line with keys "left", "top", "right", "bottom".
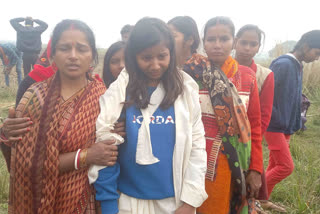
{"left": 262, "top": 87, "right": 320, "bottom": 213}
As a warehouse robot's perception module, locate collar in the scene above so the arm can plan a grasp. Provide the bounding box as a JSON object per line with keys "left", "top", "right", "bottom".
{"left": 286, "top": 53, "right": 302, "bottom": 66}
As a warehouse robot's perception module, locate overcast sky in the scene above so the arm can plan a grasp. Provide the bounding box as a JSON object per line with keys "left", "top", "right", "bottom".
{"left": 0, "top": 0, "right": 318, "bottom": 51}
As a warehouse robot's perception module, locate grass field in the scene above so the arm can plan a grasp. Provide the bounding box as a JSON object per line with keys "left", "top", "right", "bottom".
{"left": 0, "top": 53, "right": 319, "bottom": 213}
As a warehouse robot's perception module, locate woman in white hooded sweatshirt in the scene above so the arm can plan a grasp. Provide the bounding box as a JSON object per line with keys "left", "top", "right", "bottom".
{"left": 88, "top": 17, "right": 208, "bottom": 214}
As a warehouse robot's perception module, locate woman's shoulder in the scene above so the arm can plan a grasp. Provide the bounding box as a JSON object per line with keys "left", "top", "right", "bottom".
{"left": 256, "top": 64, "right": 272, "bottom": 73}
{"left": 92, "top": 76, "right": 107, "bottom": 89}
{"left": 270, "top": 55, "right": 299, "bottom": 70}
{"left": 180, "top": 70, "right": 199, "bottom": 92}
{"left": 255, "top": 64, "right": 273, "bottom": 81}
{"left": 238, "top": 64, "right": 256, "bottom": 80}
{"left": 15, "top": 80, "right": 50, "bottom": 117}
{"left": 87, "top": 78, "right": 107, "bottom": 99}
{"left": 236, "top": 65, "right": 258, "bottom": 92}
{"left": 26, "top": 78, "right": 50, "bottom": 95}
{"left": 238, "top": 64, "right": 255, "bottom": 74}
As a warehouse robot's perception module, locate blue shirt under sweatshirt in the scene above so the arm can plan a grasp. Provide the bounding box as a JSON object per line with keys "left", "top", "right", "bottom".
{"left": 267, "top": 54, "right": 303, "bottom": 134}
{"left": 94, "top": 87, "right": 176, "bottom": 213}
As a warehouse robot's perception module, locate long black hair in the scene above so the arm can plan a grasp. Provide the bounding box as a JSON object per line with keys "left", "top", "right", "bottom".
{"left": 168, "top": 16, "right": 200, "bottom": 54}
{"left": 102, "top": 41, "right": 126, "bottom": 87}
{"left": 125, "top": 17, "right": 183, "bottom": 109}
{"left": 293, "top": 30, "right": 320, "bottom": 52}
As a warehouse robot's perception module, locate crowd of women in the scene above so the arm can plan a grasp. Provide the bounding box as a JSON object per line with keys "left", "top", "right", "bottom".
{"left": 0, "top": 15, "right": 320, "bottom": 214}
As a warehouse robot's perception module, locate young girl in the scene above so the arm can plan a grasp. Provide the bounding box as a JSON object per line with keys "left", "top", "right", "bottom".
{"left": 234, "top": 25, "right": 274, "bottom": 210}
{"left": 184, "top": 17, "right": 263, "bottom": 214}
{"left": 234, "top": 25, "right": 274, "bottom": 136}
{"left": 167, "top": 16, "right": 200, "bottom": 67}
{"left": 89, "top": 17, "right": 207, "bottom": 214}
{"left": 263, "top": 30, "right": 320, "bottom": 212}
{"left": 102, "top": 41, "right": 125, "bottom": 87}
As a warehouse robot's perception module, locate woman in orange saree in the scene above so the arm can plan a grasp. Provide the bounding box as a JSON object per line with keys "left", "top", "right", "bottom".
{"left": 3, "top": 19, "right": 118, "bottom": 214}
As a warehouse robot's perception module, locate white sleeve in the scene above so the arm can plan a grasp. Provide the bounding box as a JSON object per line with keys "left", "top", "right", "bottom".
{"left": 88, "top": 69, "right": 129, "bottom": 184}
{"left": 180, "top": 82, "right": 208, "bottom": 207}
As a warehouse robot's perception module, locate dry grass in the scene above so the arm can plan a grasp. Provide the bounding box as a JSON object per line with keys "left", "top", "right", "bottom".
{"left": 302, "top": 61, "right": 320, "bottom": 102}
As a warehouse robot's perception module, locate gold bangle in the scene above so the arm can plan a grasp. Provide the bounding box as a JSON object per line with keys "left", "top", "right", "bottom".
{"left": 79, "top": 148, "right": 88, "bottom": 168}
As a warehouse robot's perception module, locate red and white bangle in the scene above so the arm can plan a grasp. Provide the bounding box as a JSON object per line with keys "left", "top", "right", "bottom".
{"left": 74, "top": 149, "right": 81, "bottom": 170}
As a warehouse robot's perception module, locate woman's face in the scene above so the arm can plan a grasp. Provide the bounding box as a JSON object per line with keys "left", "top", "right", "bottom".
{"left": 52, "top": 29, "right": 93, "bottom": 80}
{"left": 204, "top": 24, "right": 234, "bottom": 66}
{"left": 168, "top": 25, "right": 185, "bottom": 58}
{"left": 109, "top": 48, "right": 125, "bottom": 78}
{"left": 303, "top": 47, "right": 320, "bottom": 63}
{"left": 234, "top": 30, "right": 260, "bottom": 63}
{"left": 136, "top": 42, "right": 170, "bottom": 86}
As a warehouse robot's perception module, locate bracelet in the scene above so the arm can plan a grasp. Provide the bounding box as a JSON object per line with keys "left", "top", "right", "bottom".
{"left": 74, "top": 149, "right": 81, "bottom": 170}
{"left": 77, "top": 149, "right": 81, "bottom": 169}
{"left": 79, "top": 148, "right": 88, "bottom": 168}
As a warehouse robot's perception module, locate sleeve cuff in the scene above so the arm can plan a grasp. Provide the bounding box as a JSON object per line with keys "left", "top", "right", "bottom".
{"left": 249, "top": 163, "right": 263, "bottom": 174}
{"left": 100, "top": 200, "right": 119, "bottom": 214}
{"left": 180, "top": 181, "right": 208, "bottom": 208}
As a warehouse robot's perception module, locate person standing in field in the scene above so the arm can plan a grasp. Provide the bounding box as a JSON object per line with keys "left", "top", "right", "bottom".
{"left": 263, "top": 30, "right": 320, "bottom": 211}
{"left": 167, "top": 16, "right": 200, "bottom": 67}
{"left": 120, "top": 24, "right": 134, "bottom": 42}
{"left": 0, "top": 43, "right": 23, "bottom": 86}
{"left": 102, "top": 41, "right": 126, "bottom": 88}
{"left": 10, "top": 17, "right": 48, "bottom": 77}
{"left": 184, "top": 16, "right": 263, "bottom": 214}
{"left": 234, "top": 24, "right": 275, "bottom": 213}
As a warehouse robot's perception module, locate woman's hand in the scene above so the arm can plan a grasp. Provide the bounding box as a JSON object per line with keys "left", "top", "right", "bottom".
{"left": 86, "top": 140, "right": 118, "bottom": 166}
{"left": 175, "top": 203, "right": 196, "bottom": 214}
{"left": 246, "top": 170, "right": 262, "bottom": 198}
{"left": 111, "top": 121, "right": 126, "bottom": 137}
{"left": 1, "top": 108, "right": 32, "bottom": 143}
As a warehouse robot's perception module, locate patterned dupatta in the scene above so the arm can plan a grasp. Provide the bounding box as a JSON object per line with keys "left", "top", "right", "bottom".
{"left": 9, "top": 72, "right": 105, "bottom": 214}
{"left": 184, "top": 54, "right": 252, "bottom": 213}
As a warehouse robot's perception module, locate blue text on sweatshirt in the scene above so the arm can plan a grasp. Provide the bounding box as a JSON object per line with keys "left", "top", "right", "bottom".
{"left": 94, "top": 87, "right": 176, "bottom": 213}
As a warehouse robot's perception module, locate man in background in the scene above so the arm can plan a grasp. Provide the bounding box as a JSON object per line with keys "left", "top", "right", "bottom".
{"left": 120, "top": 24, "right": 133, "bottom": 42}
{"left": 0, "top": 43, "right": 22, "bottom": 86}
{"left": 10, "top": 17, "right": 48, "bottom": 77}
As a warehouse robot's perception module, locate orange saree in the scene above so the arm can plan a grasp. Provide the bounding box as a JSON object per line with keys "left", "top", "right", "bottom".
{"left": 8, "top": 73, "right": 105, "bottom": 214}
